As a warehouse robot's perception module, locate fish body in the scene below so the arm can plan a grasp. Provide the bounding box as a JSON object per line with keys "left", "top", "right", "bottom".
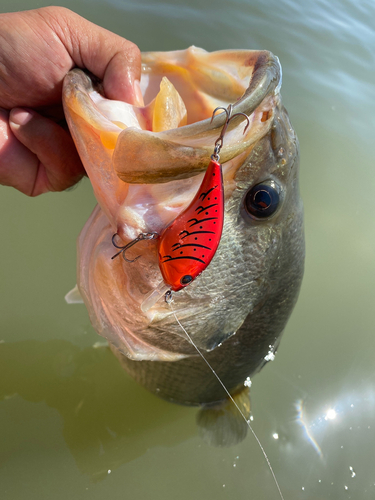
{"left": 63, "top": 47, "right": 304, "bottom": 405}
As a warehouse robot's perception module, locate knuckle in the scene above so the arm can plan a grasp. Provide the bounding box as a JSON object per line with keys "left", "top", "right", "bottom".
{"left": 121, "top": 40, "right": 141, "bottom": 65}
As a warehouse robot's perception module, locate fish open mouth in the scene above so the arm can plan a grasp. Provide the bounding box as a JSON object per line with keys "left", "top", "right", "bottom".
{"left": 62, "top": 47, "right": 284, "bottom": 361}
{"left": 63, "top": 47, "right": 281, "bottom": 238}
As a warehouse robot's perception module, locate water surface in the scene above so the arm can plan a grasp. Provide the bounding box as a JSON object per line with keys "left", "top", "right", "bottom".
{"left": 1, "top": 0, "right": 374, "bottom": 499}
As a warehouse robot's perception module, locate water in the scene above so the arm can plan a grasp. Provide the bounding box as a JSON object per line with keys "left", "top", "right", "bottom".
{"left": 0, "top": 0, "right": 374, "bottom": 498}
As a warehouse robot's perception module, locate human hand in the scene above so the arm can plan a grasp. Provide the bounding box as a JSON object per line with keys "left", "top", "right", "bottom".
{"left": 0, "top": 7, "right": 141, "bottom": 196}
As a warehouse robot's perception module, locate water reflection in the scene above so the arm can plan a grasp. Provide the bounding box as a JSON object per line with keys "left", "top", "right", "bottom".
{"left": 292, "top": 386, "right": 375, "bottom": 495}
{"left": 295, "top": 399, "right": 323, "bottom": 459}
{"left": 0, "top": 0, "right": 374, "bottom": 496}
{"left": 0, "top": 340, "right": 195, "bottom": 481}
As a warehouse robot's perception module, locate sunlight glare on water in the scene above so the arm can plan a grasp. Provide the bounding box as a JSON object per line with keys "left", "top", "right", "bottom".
{"left": 0, "top": 0, "right": 374, "bottom": 499}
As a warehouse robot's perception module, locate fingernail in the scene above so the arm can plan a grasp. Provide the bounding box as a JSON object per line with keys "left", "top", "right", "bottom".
{"left": 9, "top": 108, "right": 33, "bottom": 128}
{"left": 133, "top": 80, "right": 144, "bottom": 107}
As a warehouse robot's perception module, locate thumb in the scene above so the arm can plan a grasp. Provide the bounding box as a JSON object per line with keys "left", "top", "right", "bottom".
{"left": 102, "top": 44, "right": 144, "bottom": 106}
{"left": 47, "top": 7, "right": 143, "bottom": 104}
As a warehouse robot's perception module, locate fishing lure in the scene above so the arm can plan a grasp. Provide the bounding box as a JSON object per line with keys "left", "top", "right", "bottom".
{"left": 111, "top": 104, "right": 250, "bottom": 300}
{"left": 158, "top": 158, "right": 224, "bottom": 291}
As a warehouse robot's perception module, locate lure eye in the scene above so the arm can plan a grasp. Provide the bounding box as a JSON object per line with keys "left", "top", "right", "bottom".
{"left": 180, "top": 275, "right": 193, "bottom": 286}
{"left": 244, "top": 181, "right": 280, "bottom": 219}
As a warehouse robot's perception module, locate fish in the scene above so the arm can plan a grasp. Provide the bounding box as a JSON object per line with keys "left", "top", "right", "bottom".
{"left": 62, "top": 47, "right": 304, "bottom": 413}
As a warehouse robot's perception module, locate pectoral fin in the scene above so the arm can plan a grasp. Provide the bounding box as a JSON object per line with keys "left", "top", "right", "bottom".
{"left": 65, "top": 285, "right": 84, "bottom": 304}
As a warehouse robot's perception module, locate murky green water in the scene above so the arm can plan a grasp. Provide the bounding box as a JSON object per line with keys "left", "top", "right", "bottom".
{"left": 1, "top": 0, "right": 374, "bottom": 498}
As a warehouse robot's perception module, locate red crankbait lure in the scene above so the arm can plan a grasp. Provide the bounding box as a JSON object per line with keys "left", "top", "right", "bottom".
{"left": 111, "top": 104, "right": 250, "bottom": 301}
{"left": 158, "top": 159, "right": 224, "bottom": 291}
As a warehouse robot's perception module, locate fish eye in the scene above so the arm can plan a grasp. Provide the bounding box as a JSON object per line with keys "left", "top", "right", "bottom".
{"left": 244, "top": 181, "right": 280, "bottom": 219}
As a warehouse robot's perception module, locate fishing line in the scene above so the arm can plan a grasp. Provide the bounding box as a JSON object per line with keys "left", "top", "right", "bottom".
{"left": 166, "top": 296, "right": 285, "bottom": 500}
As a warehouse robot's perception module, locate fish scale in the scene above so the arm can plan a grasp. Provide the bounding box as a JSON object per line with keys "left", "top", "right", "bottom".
{"left": 158, "top": 159, "right": 224, "bottom": 292}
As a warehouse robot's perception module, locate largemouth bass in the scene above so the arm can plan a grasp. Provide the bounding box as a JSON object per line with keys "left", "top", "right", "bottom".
{"left": 63, "top": 47, "right": 304, "bottom": 407}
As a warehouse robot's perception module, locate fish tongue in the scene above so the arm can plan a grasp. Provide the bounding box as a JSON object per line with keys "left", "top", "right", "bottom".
{"left": 152, "top": 77, "right": 187, "bottom": 131}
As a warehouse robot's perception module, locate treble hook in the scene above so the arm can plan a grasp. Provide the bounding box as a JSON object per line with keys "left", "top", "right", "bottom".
{"left": 111, "top": 232, "right": 158, "bottom": 262}
{"left": 210, "top": 104, "right": 250, "bottom": 160}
